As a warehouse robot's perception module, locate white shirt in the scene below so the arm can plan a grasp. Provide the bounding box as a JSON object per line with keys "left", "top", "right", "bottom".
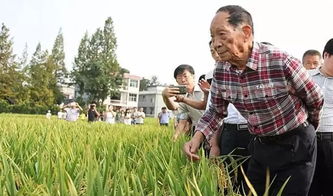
{"left": 134, "top": 111, "right": 145, "bottom": 124}
{"left": 205, "top": 69, "right": 247, "bottom": 125}
{"left": 105, "top": 111, "right": 115, "bottom": 124}
{"left": 65, "top": 108, "right": 80, "bottom": 122}
{"left": 310, "top": 68, "right": 333, "bottom": 132}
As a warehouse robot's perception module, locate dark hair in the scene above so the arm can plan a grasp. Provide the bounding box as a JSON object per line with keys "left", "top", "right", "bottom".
{"left": 302, "top": 49, "right": 321, "bottom": 63}
{"left": 173, "top": 64, "right": 195, "bottom": 79}
{"left": 261, "top": 42, "right": 273, "bottom": 46}
{"left": 161, "top": 107, "right": 166, "bottom": 110}
{"left": 216, "top": 5, "right": 254, "bottom": 34}
{"left": 323, "top": 38, "right": 333, "bottom": 58}
{"left": 198, "top": 74, "right": 205, "bottom": 82}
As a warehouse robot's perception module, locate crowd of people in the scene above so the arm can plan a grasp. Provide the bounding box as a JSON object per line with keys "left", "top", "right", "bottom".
{"left": 161, "top": 5, "right": 332, "bottom": 196}
{"left": 50, "top": 102, "right": 147, "bottom": 125}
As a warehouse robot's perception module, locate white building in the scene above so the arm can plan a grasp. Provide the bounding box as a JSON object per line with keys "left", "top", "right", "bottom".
{"left": 103, "top": 73, "right": 142, "bottom": 108}
{"left": 138, "top": 85, "right": 167, "bottom": 118}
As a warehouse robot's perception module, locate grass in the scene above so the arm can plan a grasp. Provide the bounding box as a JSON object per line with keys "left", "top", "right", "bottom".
{"left": 0, "top": 113, "right": 242, "bottom": 196}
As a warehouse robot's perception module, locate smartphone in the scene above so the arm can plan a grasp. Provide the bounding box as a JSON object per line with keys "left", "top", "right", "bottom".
{"left": 170, "top": 85, "right": 187, "bottom": 94}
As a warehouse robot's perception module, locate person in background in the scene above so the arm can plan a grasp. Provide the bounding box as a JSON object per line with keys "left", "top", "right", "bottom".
{"left": 104, "top": 105, "right": 116, "bottom": 124}
{"left": 309, "top": 38, "right": 333, "bottom": 196}
{"left": 64, "top": 102, "right": 83, "bottom": 122}
{"left": 183, "top": 5, "right": 323, "bottom": 195}
{"left": 134, "top": 107, "right": 146, "bottom": 125}
{"left": 303, "top": 49, "right": 322, "bottom": 70}
{"left": 87, "top": 103, "right": 100, "bottom": 122}
{"left": 131, "top": 107, "right": 137, "bottom": 125}
{"left": 162, "top": 64, "right": 205, "bottom": 139}
{"left": 124, "top": 108, "right": 132, "bottom": 125}
{"left": 46, "top": 110, "right": 51, "bottom": 120}
{"left": 158, "top": 107, "right": 171, "bottom": 126}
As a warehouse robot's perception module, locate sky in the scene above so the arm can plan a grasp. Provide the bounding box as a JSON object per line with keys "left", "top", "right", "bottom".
{"left": 1, "top": 0, "right": 333, "bottom": 85}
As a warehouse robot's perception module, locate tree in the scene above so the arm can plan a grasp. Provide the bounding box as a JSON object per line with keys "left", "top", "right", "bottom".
{"left": 139, "top": 78, "right": 150, "bottom": 91}
{"left": 50, "top": 29, "right": 67, "bottom": 104}
{"left": 149, "top": 75, "right": 160, "bottom": 86}
{"left": 72, "top": 17, "right": 123, "bottom": 105}
{"left": 27, "top": 43, "right": 55, "bottom": 106}
{"left": 0, "top": 23, "right": 25, "bottom": 104}
{"left": 50, "top": 28, "right": 67, "bottom": 84}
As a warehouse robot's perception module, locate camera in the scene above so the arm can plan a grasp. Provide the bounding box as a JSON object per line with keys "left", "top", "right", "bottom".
{"left": 170, "top": 85, "right": 187, "bottom": 94}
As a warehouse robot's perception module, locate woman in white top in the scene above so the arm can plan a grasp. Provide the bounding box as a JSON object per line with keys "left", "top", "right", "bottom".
{"left": 104, "top": 105, "right": 116, "bottom": 124}
{"left": 123, "top": 109, "right": 132, "bottom": 125}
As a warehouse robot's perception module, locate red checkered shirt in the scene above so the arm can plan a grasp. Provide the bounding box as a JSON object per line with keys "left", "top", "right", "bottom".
{"left": 197, "top": 42, "right": 324, "bottom": 140}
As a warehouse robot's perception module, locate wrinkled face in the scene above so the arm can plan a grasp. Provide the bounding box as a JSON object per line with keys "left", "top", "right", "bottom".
{"left": 210, "top": 42, "right": 221, "bottom": 62}
{"left": 210, "top": 12, "right": 248, "bottom": 62}
{"left": 303, "top": 55, "right": 321, "bottom": 70}
{"left": 175, "top": 70, "right": 195, "bottom": 89}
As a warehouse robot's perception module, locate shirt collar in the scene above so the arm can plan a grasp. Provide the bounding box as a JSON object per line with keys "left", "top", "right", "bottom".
{"left": 246, "top": 41, "right": 260, "bottom": 71}
{"left": 308, "top": 67, "right": 321, "bottom": 77}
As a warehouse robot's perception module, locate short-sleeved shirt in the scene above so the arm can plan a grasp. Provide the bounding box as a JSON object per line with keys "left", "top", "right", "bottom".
{"left": 65, "top": 108, "right": 80, "bottom": 122}
{"left": 310, "top": 68, "right": 333, "bottom": 132}
{"left": 178, "top": 85, "right": 205, "bottom": 126}
{"left": 159, "top": 112, "right": 171, "bottom": 124}
{"left": 134, "top": 111, "right": 145, "bottom": 124}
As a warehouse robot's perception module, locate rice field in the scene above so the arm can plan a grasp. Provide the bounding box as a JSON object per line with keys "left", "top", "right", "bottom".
{"left": 0, "top": 113, "right": 242, "bottom": 196}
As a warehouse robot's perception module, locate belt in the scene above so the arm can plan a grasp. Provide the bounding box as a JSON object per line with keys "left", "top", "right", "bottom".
{"left": 224, "top": 123, "right": 248, "bottom": 131}
{"left": 257, "top": 121, "right": 309, "bottom": 144}
{"left": 316, "top": 132, "right": 333, "bottom": 141}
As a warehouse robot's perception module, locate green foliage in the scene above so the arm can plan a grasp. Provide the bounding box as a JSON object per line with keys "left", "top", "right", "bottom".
{"left": 0, "top": 100, "right": 59, "bottom": 114}
{"left": 26, "top": 43, "right": 56, "bottom": 106}
{"left": 0, "top": 23, "right": 27, "bottom": 104}
{"left": 72, "top": 17, "right": 123, "bottom": 104}
{"left": 139, "top": 78, "right": 150, "bottom": 91}
{"left": 0, "top": 115, "right": 231, "bottom": 195}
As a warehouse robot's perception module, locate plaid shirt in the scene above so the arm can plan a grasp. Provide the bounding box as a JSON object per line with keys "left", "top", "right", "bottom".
{"left": 197, "top": 42, "right": 324, "bottom": 140}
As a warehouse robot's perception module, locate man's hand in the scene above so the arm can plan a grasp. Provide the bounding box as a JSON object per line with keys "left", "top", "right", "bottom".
{"left": 183, "top": 131, "right": 205, "bottom": 161}
{"left": 209, "top": 146, "right": 220, "bottom": 158}
{"left": 198, "top": 79, "right": 211, "bottom": 94}
{"left": 162, "top": 87, "right": 180, "bottom": 98}
{"left": 175, "top": 95, "right": 185, "bottom": 102}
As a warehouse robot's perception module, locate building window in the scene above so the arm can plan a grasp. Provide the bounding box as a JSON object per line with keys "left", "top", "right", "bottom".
{"left": 150, "top": 107, "right": 154, "bottom": 114}
{"left": 111, "top": 92, "right": 121, "bottom": 100}
{"left": 129, "top": 93, "right": 137, "bottom": 102}
{"left": 130, "top": 79, "right": 138, "bottom": 88}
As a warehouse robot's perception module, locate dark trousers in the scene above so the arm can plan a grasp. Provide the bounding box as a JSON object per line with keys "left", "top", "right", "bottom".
{"left": 247, "top": 123, "right": 317, "bottom": 196}
{"left": 309, "top": 132, "right": 333, "bottom": 196}
{"left": 219, "top": 123, "right": 253, "bottom": 187}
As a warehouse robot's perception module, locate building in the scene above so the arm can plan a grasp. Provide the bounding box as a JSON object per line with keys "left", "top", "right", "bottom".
{"left": 103, "top": 73, "right": 142, "bottom": 108}
{"left": 138, "top": 85, "right": 167, "bottom": 118}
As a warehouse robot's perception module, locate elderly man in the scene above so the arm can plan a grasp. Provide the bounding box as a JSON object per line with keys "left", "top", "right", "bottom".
{"left": 183, "top": 5, "right": 323, "bottom": 195}
{"left": 309, "top": 38, "right": 333, "bottom": 196}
